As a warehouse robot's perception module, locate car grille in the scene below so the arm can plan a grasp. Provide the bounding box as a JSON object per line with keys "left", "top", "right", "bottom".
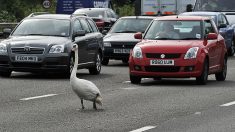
{"left": 146, "top": 53, "right": 181, "bottom": 59}
{"left": 145, "top": 66, "right": 180, "bottom": 72}
{"left": 111, "top": 42, "right": 137, "bottom": 48}
{"left": 11, "top": 47, "right": 45, "bottom": 54}
{"left": 12, "top": 62, "right": 42, "bottom": 68}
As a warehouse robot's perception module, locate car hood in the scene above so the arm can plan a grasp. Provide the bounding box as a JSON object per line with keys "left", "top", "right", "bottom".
{"left": 1, "top": 36, "right": 70, "bottom": 47}
{"left": 137, "top": 40, "right": 203, "bottom": 53}
{"left": 104, "top": 33, "right": 140, "bottom": 42}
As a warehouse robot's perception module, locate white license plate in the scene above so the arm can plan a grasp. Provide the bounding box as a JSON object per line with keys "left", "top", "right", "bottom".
{"left": 114, "top": 49, "right": 130, "bottom": 54}
{"left": 15, "top": 56, "right": 38, "bottom": 62}
{"left": 150, "top": 60, "right": 174, "bottom": 65}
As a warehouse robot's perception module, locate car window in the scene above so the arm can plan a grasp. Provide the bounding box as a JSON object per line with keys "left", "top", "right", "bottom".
{"left": 144, "top": 20, "right": 203, "bottom": 40}
{"left": 106, "top": 10, "right": 113, "bottom": 18}
{"left": 109, "top": 9, "right": 117, "bottom": 18}
{"left": 87, "top": 19, "right": 99, "bottom": 32}
{"left": 109, "top": 18, "right": 153, "bottom": 33}
{"left": 205, "top": 20, "right": 216, "bottom": 34}
{"left": 80, "top": 18, "right": 92, "bottom": 33}
{"left": 73, "top": 19, "right": 83, "bottom": 33}
{"left": 12, "top": 19, "right": 70, "bottom": 37}
{"left": 74, "top": 10, "right": 104, "bottom": 18}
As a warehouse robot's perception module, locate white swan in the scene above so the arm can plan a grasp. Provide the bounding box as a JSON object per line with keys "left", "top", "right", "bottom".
{"left": 70, "top": 44, "right": 102, "bottom": 110}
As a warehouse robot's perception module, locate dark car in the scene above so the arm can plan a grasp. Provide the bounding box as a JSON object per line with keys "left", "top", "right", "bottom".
{"left": 73, "top": 8, "right": 118, "bottom": 31}
{"left": 102, "top": 16, "right": 155, "bottom": 65}
{"left": 181, "top": 11, "right": 235, "bottom": 56}
{"left": 0, "top": 13, "right": 104, "bottom": 77}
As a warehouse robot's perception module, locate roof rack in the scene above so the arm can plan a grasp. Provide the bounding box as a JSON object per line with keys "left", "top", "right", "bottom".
{"left": 27, "top": 12, "right": 50, "bottom": 17}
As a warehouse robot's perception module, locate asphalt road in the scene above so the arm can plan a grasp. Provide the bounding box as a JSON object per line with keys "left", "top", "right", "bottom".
{"left": 0, "top": 57, "right": 235, "bottom": 132}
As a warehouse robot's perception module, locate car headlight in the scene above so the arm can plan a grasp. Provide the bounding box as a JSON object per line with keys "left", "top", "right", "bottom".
{"left": 49, "top": 45, "right": 65, "bottom": 53}
{"left": 132, "top": 46, "right": 143, "bottom": 58}
{"left": 0, "top": 43, "right": 7, "bottom": 54}
{"left": 104, "top": 42, "right": 111, "bottom": 47}
{"left": 184, "top": 47, "right": 199, "bottom": 59}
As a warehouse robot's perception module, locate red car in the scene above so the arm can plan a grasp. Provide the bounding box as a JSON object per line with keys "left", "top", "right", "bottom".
{"left": 129, "top": 16, "right": 228, "bottom": 84}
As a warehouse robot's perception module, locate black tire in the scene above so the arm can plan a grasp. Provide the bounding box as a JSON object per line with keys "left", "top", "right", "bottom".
{"left": 101, "top": 58, "right": 109, "bottom": 65}
{"left": 122, "top": 58, "right": 129, "bottom": 64}
{"left": 130, "top": 75, "right": 141, "bottom": 84}
{"left": 228, "top": 40, "right": 235, "bottom": 56}
{"left": 196, "top": 59, "right": 208, "bottom": 85}
{"left": 65, "top": 55, "right": 75, "bottom": 78}
{"left": 89, "top": 52, "right": 101, "bottom": 75}
{"left": 0, "top": 71, "right": 12, "bottom": 77}
{"left": 215, "top": 56, "right": 227, "bottom": 81}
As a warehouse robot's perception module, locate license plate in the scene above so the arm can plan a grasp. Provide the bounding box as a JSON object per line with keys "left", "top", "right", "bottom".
{"left": 15, "top": 56, "right": 38, "bottom": 62}
{"left": 114, "top": 49, "right": 130, "bottom": 54}
{"left": 150, "top": 59, "right": 174, "bottom": 65}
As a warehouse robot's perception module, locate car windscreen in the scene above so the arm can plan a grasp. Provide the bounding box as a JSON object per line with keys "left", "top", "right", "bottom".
{"left": 144, "top": 20, "right": 202, "bottom": 40}
{"left": 12, "top": 19, "right": 70, "bottom": 37}
{"left": 75, "top": 10, "right": 105, "bottom": 18}
{"left": 109, "top": 18, "right": 153, "bottom": 33}
{"left": 194, "top": 0, "right": 235, "bottom": 12}
{"left": 226, "top": 15, "right": 235, "bottom": 25}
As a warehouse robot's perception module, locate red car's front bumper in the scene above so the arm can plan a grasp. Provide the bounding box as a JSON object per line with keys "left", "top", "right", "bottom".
{"left": 129, "top": 55, "right": 205, "bottom": 78}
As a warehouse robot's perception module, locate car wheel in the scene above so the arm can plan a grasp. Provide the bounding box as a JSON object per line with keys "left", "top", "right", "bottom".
{"left": 0, "top": 71, "right": 12, "bottom": 77}
{"left": 89, "top": 52, "right": 101, "bottom": 75}
{"left": 228, "top": 40, "right": 235, "bottom": 56}
{"left": 101, "top": 58, "right": 109, "bottom": 65}
{"left": 122, "top": 58, "right": 129, "bottom": 64}
{"left": 215, "top": 56, "right": 227, "bottom": 81}
{"left": 196, "top": 59, "right": 208, "bottom": 85}
{"left": 130, "top": 74, "right": 141, "bottom": 84}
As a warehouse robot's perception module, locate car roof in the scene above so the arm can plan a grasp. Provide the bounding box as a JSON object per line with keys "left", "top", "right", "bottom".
{"left": 26, "top": 14, "right": 89, "bottom": 20}
{"left": 154, "top": 15, "right": 211, "bottom": 21}
{"left": 119, "top": 16, "right": 156, "bottom": 19}
{"left": 181, "top": 11, "right": 221, "bottom": 16}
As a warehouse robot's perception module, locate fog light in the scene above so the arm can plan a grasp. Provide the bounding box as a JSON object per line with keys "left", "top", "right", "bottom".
{"left": 184, "top": 66, "right": 194, "bottom": 72}
{"left": 134, "top": 65, "right": 142, "bottom": 71}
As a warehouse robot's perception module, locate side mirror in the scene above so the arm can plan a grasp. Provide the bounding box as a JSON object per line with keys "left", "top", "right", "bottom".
{"left": 218, "top": 23, "right": 227, "bottom": 29}
{"left": 3, "top": 28, "right": 12, "bottom": 38}
{"left": 134, "top": 32, "right": 142, "bottom": 39}
{"left": 207, "top": 33, "right": 218, "bottom": 40}
{"left": 102, "top": 30, "right": 108, "bottom": 35}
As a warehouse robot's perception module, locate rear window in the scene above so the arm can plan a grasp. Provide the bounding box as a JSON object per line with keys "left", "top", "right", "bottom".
{"left": 74, "top": 10, "right": 105, "bottom": 18}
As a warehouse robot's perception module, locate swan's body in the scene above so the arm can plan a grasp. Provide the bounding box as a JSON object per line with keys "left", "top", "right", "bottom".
{"left": 70, "top": 44, "right": 102, "bottom": 110}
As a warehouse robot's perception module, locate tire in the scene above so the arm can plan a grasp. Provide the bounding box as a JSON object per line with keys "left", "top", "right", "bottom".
{"left": 130, "top": 75, "right": 141, "bottom": 84}
{"left": 196, "top": 59, "right": 208, "bottom": 85}
{"left": 228, "top": 40, "right": 235, "bottom": 56}
{"left": 101, "top": 58, "right": 109, "bottom": 65}
{"left": 215, "top": 56, "right": 227, "bottom": 81}
{"left": 65, "top": 54, "right": 75, "bottom": 78}
{"left": 0, "top": 71, "right": 12, "bottom": 77}
{"left": 122, "top": 58, "right": 129, "bottom": 64}
{"left": 89, "top": 52, "right": 101, "bottom": 75}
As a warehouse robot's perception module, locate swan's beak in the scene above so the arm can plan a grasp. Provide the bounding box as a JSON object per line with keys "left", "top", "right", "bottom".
{"left": 96, "top": 96, "right": 102, "bottom": 106}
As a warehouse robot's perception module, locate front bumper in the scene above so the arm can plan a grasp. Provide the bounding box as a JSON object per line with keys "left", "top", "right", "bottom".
{"left": 0, "top": 53, "right": 70, "bottom": 72}
{"left": 129, "top": 55, "right": 205, "bottom": 78}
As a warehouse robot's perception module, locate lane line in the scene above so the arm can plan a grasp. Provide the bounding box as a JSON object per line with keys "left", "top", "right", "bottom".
{"left": 129, "top": 126, "right": 156, "bottom": 132}
{"left": 20, "top": 94, "right": 58, "bottom": 101}
{"left": 220, "top": 101, "right": 235, "bottom": 107}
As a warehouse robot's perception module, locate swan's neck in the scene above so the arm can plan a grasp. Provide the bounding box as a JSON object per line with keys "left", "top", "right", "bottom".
{"left": 70, "top": 49, "right": 78, "bottom": 79}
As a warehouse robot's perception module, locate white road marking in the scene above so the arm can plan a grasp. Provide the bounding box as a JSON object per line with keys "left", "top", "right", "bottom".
{"left": 121, "top": 87, "right": 138, "bottom": 90}
{"left": 195, "top": 112, "right": 201, "bottom": 115}
{"left": 220, "top": 101, "right": 235, "bottom": 107}
{"left": 130, "top": 126, "right": 156, "bottom": 132}
{"left": 20, "top": 94, "right": 58, "bottom": 101}
{"left": 123, "top": 81, "right": 131, "bottom": 83}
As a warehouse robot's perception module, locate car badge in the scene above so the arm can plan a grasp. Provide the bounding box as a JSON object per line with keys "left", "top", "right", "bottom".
{"left": 24, "top": 46, "right": 30, "bottom": 52}
{"left": 122, "top": 45, "right": 125, "bottom": 48}
{"left": 160, "top": 54, "right": 165, "bottom": 58}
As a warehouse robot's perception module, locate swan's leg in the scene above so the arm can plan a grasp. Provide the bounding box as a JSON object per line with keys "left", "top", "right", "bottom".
{"left": 93, "top": 101, "right": 97, "bottom": 110}
{"left": 81, "top": 99, "right": 85, "bottom": 109}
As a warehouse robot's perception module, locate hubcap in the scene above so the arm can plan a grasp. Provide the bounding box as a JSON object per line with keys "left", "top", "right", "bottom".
{"left": 96, "top": 54, "right": 101, "bottom": 72}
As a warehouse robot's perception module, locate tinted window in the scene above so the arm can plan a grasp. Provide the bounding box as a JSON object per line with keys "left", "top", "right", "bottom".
{"left": 109, "top": 18, "right": 153, "bottom": 33}
{"left": 87, "top": 19, "right": 99, "bottom": 32}
{"left": 205, "top": 20, "right": 216, "bottom": 34}
{"left": 73, "top": 19, "right": 83, "bottom": 33}
{"left": 13, "top": 19, "right": 70, "bottom": 37}
{"left": 80, "top": 18, "right": 91, "bottom": 33}
{"left": 194, "top": 0, "right": 235, "bottom": 11}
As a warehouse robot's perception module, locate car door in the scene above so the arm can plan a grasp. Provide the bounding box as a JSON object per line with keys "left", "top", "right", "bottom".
{"left": 218, "top": 14, "right": 233, "bottom": 49}
{"left": 73, "top": 18, "right": 87, "bottom": 65}
{"left": 80, "top": 18, "right": 98, "bottom": 63}
{"left": 205, "top": 20, "right": 223, "bottom": 72}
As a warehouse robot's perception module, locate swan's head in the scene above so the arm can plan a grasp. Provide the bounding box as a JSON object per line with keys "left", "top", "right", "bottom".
{"left": 96, "top": 95, "right": 102, "bottom": 106}
{"left": 72, "top": 44, "right": 78, "bottom": 51}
